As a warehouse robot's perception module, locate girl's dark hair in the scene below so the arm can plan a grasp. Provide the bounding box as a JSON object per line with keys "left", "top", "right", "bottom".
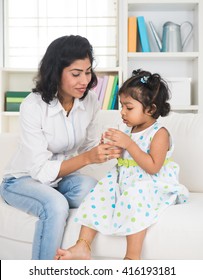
{"left": 32, "top": 35, "right": 97, "bottom": 103}
{"left": 119, "top": 69, "right": 171, "bottom": 119}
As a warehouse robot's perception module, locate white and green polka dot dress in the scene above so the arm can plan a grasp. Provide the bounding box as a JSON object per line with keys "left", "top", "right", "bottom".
{"left": 75, "top": 122, "right": 189, "bottom": 236}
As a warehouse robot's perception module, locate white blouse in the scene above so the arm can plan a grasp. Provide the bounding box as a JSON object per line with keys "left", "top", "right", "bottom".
{"left": 4, "top": 91, "right": 101, "bottom": 185}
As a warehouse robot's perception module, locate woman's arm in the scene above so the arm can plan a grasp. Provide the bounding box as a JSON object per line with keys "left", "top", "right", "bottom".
{"left": 58, "top": 143, "right": 121, "bottom": 178}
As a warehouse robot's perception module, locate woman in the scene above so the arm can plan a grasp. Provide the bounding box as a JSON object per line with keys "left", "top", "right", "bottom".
{"left": 0, "top": 35, "right": 121, "bottom": 259}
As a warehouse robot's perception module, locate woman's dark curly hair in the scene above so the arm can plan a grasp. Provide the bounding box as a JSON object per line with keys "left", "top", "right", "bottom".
{"left": 32, "top": 35, "right": 97, "bottom": 103}
{"left": 119, "top": 69, "right": 171, "bottom": 119}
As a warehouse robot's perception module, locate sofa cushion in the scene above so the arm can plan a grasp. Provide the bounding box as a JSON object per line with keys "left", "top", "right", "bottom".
{"left": 159, "top": 112, "right": 203, "bottom": 193}
{"left": 0, "top": 133, "right": 19, "bottom": 181}
{"left": 1, "top": 193, "right": 203, "bottom": 260}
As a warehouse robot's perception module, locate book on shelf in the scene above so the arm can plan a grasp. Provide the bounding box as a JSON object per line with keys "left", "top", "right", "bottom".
{"left": 94, "top": 76, "right": 104, "bottom": 100}
{"left": 137, "top": 16, "right": 151, "bottom": 52}
{"left": 128, "top": 16, "right": 137, "bottom": 52}
{"left": 107, "top": 75, "right": 118, "bottom": 110}
{"left": 98, "top": 75, "right": 109, "bottom": 108}
{"left": 5, "top": 91, "right": 30, "bottom": 112}
{"left": 111, "top": 84, "right": 119, "bottom": 110}
{"left": 102, "top": 75, "right": 115, "bottom": 110}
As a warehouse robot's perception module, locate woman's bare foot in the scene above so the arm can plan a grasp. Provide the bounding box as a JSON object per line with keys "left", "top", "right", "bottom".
{"left": 54, "top": 240, "right": 91, "bottom": 260}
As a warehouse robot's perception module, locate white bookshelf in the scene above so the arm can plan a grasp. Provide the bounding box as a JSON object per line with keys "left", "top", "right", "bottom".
{"left": 119, "top": 0, "right": 203, "bottom": 113}
{"left": 0, "top": 67, "right": 122, "bottom": 133}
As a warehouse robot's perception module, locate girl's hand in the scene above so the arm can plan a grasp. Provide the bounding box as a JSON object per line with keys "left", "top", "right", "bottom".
{"left": 104, "top": 129, "right": 133, "bottom": 150}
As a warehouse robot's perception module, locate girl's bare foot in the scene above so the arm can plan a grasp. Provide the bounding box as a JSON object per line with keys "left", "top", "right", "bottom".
{"left": 124, "top": 256, "right": 132, "bottom": 260}
{"left": 123, "top": 255, "right": 140, "bottom": 260}
{"left": 55, "top": 239, "right": 91, "bottom": 260}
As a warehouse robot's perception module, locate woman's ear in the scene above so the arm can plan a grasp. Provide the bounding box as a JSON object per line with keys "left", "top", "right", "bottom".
{"left": 146, "top": 104, "right": 157, "bottom": 116}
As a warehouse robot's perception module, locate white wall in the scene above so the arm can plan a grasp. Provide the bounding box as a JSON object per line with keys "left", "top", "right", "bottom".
{"left": 0, "top": 0, "right": 3, "bottom": 67}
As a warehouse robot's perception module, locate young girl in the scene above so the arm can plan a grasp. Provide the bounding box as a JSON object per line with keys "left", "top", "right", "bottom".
{"left": 55, "top": 69, "right": 189, "bottom": 260}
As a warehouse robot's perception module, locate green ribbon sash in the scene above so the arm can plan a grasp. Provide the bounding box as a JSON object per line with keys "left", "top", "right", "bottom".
{"left": 117, "top": 157, "right": 173, "bottom": 168}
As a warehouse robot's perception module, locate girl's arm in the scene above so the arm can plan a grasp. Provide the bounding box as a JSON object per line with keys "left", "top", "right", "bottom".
{"left": 106, "top": 128, "right": 170, "bottom": 175}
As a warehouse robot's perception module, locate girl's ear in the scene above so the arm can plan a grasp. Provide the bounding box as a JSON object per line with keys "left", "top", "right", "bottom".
{"left": 146, "top": 104, "right": 157, "bottom": 116}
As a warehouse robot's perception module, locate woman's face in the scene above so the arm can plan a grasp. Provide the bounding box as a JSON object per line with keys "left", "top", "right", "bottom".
{"left": 59, "top": 57, "right": 92, "bottom": 100}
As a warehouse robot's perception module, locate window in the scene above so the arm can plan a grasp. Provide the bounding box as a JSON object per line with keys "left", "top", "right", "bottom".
{"left": 4, "top": 0, "right": 118, "bottom": 68}
{"left": 0, "top": 0, "right": 3, "bottom": 67}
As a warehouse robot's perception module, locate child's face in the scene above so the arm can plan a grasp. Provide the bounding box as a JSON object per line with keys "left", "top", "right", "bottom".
{"left": 119, "top": 93, "right": 153, "bottom": 128}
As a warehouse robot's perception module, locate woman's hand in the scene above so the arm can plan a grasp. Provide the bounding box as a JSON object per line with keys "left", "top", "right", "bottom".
{"left": 104, "top": 129, "right": 133, "bottom": 150}
{"left": 58, "top": 140, "right": 122, "bottom": 178}
{"left": 86, "top": 143, "right": 122, "bottom": 164}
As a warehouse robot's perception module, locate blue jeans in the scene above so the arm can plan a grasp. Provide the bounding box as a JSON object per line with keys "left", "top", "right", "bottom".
{"left": 0, "top": 173, "right": 97, "bottom": 260}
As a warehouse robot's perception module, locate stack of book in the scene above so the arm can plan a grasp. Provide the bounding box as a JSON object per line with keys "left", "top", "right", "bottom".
{"left": 128, "top": 15, "right": 151, "bottom": 52}
{"left": 94, "top": 75, "right": 119, "bottom": 110}
{"left": 5, "top": 91, "right": 30, "bottom": 112}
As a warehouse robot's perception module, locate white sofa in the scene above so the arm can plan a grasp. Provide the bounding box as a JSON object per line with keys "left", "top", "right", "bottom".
{"left": 0, "top": 111, "right": 203, "bottom": 260}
